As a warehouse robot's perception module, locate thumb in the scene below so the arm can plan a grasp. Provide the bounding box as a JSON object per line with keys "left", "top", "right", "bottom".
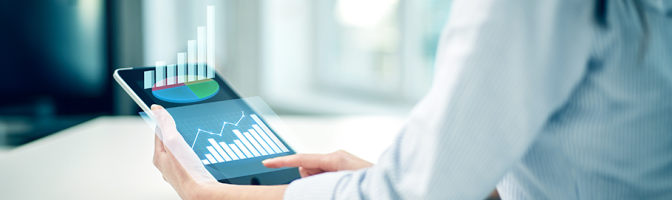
{"left": 151, "top": 104, "right": 164, "bottom": 110}
{"left": 151, "top": 104, "right": 177, "bottom": 130}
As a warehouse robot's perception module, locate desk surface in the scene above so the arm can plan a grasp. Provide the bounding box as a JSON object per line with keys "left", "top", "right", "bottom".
{"left": 0, "top": 115, "right": 403, "bottom": 200}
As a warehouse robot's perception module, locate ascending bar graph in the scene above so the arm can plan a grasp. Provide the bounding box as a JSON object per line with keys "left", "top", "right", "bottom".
{"left": 183, "top": 111, "right": 290, "bottom": 166}
{"left": 143, "top": 6, "right": 217, "bottom": 89}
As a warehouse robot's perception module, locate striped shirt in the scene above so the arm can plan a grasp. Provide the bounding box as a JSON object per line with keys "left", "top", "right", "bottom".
{"left": 285, "top": 0, "right": 672, "bottom": 199}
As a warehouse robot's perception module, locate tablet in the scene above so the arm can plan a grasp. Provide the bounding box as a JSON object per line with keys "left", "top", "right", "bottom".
{"left": 113, "top": 67, "right": 301, "bottom": 185}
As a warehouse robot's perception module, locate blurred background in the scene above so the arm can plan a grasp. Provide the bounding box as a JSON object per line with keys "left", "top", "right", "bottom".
{"left": 0, "top": 0, "right": 451, "bottom": 149}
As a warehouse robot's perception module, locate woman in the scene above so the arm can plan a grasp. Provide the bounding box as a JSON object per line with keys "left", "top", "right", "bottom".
{"left": 152, "top": 0, "right": 672, "bottom": 199}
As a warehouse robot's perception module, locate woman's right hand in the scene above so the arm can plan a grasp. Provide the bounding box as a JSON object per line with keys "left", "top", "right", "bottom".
{"left": 262, "top": 150, "right": 373, "bottom": 178}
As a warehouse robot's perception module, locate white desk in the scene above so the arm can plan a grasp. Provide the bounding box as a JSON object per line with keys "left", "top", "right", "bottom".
{"left": 0, "top": 115, "right": 403, "bottom": 200}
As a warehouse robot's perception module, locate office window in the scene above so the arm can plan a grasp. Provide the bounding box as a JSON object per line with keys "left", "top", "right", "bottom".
{"left": 262, "top": 0, "right": 453, "bottom": 114}
{"left": 316, "top": 0, "right": 451, "bottom": 98}
{"left": 315, "top": 0, "right": 402, "bottom": 96}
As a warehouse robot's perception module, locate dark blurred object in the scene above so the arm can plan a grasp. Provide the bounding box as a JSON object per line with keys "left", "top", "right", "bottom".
{"left": 0, "top": 0, "right": 112, "bottom": 146}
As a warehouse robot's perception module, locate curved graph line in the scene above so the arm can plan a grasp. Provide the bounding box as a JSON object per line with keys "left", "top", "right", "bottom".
{"left": 191, "top": 111, "right": 245, "bottom": 148}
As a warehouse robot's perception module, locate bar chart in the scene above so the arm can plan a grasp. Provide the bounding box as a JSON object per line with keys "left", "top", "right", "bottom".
{"left": 143, "top": 6, "right": 217, "bottom": 90}
{"left": 176, "top": 110, "right": 290, "bottom": 166}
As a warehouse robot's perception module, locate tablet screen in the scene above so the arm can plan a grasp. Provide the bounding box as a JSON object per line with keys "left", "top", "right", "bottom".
{"left": 117, "top": 67, "right": 299, "bottom": 184}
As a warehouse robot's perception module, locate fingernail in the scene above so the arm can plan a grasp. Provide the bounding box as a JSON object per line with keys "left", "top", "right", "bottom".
{"left": 151, "top": 104, "right": 163, "bottom": 110}
{"left": 262, "top": 158, "right": 273, "bottom": 164}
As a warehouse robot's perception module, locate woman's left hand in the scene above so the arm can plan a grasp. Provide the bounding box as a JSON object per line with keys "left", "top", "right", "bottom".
{"left": 152, "top": 109, "right": 199, "bottom": 199}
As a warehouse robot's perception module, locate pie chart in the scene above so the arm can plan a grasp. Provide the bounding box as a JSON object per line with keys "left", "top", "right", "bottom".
{"left": 152, "top": 78, "right": 219, "bottom": 103}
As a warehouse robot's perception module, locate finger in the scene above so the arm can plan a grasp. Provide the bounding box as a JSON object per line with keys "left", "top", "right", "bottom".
{"left": 263, "top": 154, "right": 334, "bottom": 170}
{"left": 151, "top": 104, "right": 164, "bottom": 110}
{"left": 153, "top": 133, "right": 166, "bottom": 169}
{"left": 151, "top": 104, "right": 177, "bottom": 129}
{"left": 151, "top": 104, "right": 170, "bottom": 126}
{"left": 151, "top": 105, "right": 183, "bottom": 148}
{"left": 262, "top": 155, "right": 303, "bottom": 168}
{"left": 155, "top": 134, "right": 166, "bottom": 153}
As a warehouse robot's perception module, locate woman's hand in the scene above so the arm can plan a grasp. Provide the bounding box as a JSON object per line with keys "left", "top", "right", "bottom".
{"left": 152, "top": 105, "right": 200, "bottom": 199}
{"left": 262, "top": 150, "right": 373, "bottom": 178}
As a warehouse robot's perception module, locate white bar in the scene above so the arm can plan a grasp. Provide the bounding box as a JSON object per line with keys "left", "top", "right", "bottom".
{"left": 167, "top": 64, "right": 176, "bottom": 85}
{"left": 206, "top": 146, "right": 225, "bottom": 163}
{"left": 201, "top": 159, "right": 211, "bottom": 165}
{"left": 144, "top": 71, "right": 154, "bottom": 89}
{"left": 233, "top": 130, "right": 261, "bottom": 157}
{"left": 251, "top": 114, "right": 289, "bottom": 152}
{"left": 188, "top": 40, "right": 196, "bottom": 82}
{"left": 177, "top": 53, "right": 186, "bottom": 83}
{"left": 197, "top": 26, "right": 206, "bottom": 80}
{"left": 234, "top": 140, "right": 254, "bottom": 158}
{"left": 252, "top": 125, "right": 281, "bottom": 154}
{"left": 249, "top": 129, "right": 275, "bottom": 154}
{"left": 155, "top": 61, "right": 166, "bottom": 87}
{"left": 229, "top": 144, "right": 246, "bottom": 159}
{"left": 206, "top": 6, "right": 216, "bottom": 79}
{"left": 219, "top": 142, "right": 239, "bottom": 160}
{"left": 208, "top": 139, "right": 232, "bottom": 161}
{"left": 244, "top": 131, "right": 268, "bottom": 155}
{"left": 205, "top": 154, "right": 217, "bottom": 164}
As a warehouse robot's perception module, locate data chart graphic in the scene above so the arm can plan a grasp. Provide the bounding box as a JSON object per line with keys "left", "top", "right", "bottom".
{"left": 142, "top": 6, "right": 218, "bottom": 104}
{"left": 175, "top": 110, "right": 290, "bottom": 166}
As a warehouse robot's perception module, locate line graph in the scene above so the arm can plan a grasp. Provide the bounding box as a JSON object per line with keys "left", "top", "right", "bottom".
{"left": 165, "top": 97, "right": 297, "bottom": 179}
{"left": 191, "top": 111, "right": 245, "bottom": 148}
{"left": 177, "top": 109, "right": 291, "bottom": 166}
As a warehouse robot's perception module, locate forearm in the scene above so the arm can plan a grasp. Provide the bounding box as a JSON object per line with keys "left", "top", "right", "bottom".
{"left": 188, "top": 182, "right": 287, "bottom": 200}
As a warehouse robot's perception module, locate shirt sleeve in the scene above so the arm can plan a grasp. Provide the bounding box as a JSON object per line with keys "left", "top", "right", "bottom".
{"left": 285, "top": 0, "right": 595, "bottom": 199}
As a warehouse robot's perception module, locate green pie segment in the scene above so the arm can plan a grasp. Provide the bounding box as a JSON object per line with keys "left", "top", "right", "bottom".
{"left": 152, "top": 78, "right": 220, "bottom": 103}
{"left": 185, "top": 79, "right": 220, "bottom": 98}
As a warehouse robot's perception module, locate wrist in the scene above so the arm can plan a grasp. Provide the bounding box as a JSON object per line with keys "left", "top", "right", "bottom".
{"left": 185, "top": 181, "right": 229, "bottom": 200}
{"left": 180, "top": 180, "right": 205, "bottom": 200}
